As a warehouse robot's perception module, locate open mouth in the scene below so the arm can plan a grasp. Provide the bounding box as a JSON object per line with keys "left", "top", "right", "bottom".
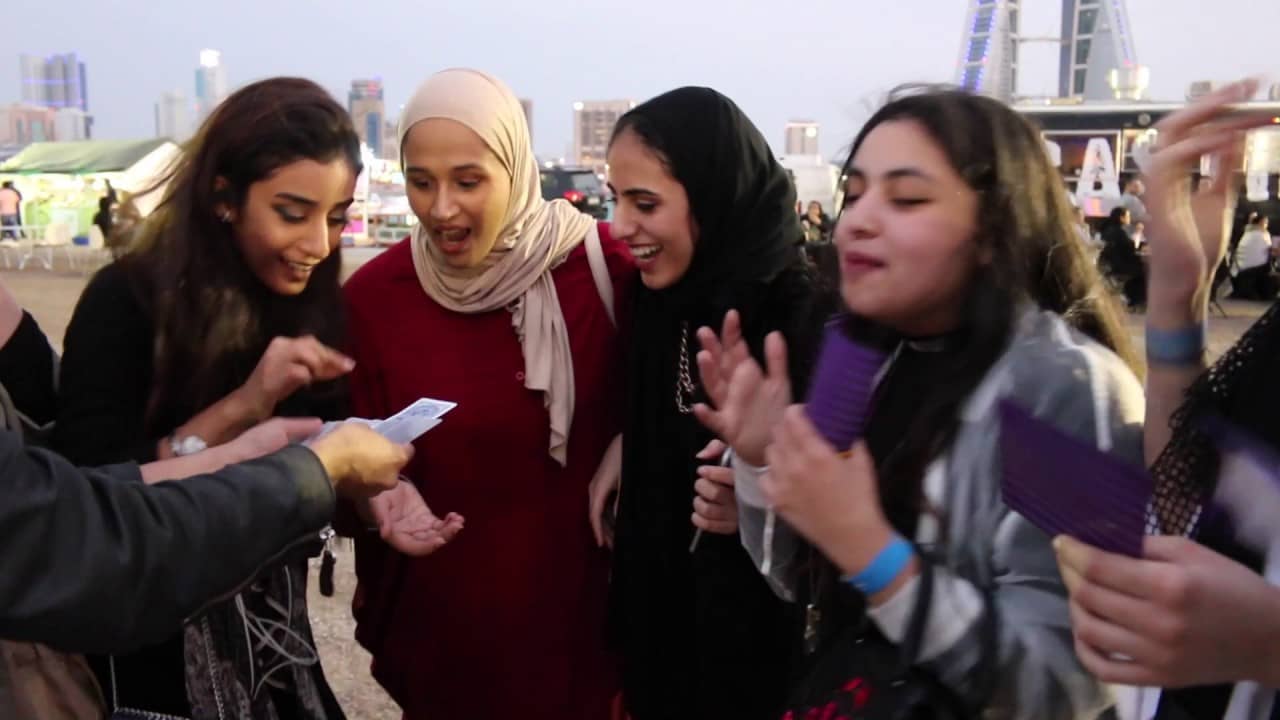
{"left": 433, "top": 227, "right": 472, "bottom": 254}
{"left": 629, "top": 244, "right": 661, "bottom": 261}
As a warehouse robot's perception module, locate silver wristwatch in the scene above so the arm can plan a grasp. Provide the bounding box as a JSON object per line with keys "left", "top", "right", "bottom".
{"left": 169, "top": 434, "right": 208, "bottom": 457}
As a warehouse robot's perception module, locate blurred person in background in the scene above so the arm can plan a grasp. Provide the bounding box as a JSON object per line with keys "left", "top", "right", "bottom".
{"left": 0, "top": 181, "right": 21, "bottom": 240}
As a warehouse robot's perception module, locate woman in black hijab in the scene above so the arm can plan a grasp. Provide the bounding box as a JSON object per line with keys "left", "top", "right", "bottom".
{"left": 599, "top": 87, "right": 830, "bottom": 718}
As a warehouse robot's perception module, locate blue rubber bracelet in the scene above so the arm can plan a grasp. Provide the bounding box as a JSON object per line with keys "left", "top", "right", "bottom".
{"left": 844, "top": 536, "right": 914, "bottom": 595}
{"left": 1145, "top": 323, "right": 1205, "bottom": 366}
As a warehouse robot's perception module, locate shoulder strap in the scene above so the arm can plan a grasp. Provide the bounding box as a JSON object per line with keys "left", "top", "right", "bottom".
{"left": 584, "top": 223, "right": 616, "bottom": 328}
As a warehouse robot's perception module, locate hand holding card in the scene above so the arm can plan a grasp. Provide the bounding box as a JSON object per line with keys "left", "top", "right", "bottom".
{"left": 998, "top": 400, "right": 1151, "bottom": 557}
{"left": 804, "top": 317, "right": 887, "bottom": 451}
{"left": 310, "top": 397, "right": 457, "bottom": 445}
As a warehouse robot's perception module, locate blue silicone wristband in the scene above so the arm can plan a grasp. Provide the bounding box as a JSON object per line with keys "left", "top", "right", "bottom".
{"left": 844, "top": 536, "right": 914, "bottom": 595}
{"left": 1145, "top": 323, "right": 1205, "bottom": 366}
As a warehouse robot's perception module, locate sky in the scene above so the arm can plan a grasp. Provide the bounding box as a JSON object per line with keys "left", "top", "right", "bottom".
{"left": 5, "top": 0, "right": 1277, "bottom": 160}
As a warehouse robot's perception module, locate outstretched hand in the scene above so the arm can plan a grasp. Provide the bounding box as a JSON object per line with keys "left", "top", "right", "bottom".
{"left": 367, "top": 480, "right": 465, "bottom": 557}
{"left": 692, "top": 310, "right": 792, "bottom": 467}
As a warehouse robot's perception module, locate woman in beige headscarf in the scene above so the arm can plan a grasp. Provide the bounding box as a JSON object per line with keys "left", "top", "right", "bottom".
{"left": 340, "top": 68, "right": 635, "bottom": 719}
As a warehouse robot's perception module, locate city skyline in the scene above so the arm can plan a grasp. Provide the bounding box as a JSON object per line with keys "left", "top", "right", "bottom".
{"left": 3, "top": 0, "right": 1277, "bottom": 160}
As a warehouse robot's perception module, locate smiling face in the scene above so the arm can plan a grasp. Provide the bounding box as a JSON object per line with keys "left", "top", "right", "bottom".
{"left": 834, "top": 119, "right": 983, "bottom": 337}
{"left": 226, "top": 157, "right": 355, "bottom": 296}
{"left": 606, "top": 127, "right": 699, "bottom": 290}
{"left": 402, "top": 118, "right": 512, "bottom": 270}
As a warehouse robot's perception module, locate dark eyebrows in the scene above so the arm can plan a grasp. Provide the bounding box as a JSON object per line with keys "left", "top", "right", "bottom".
{"left": 405, "top": 163, "right": 485, "bottom": 175}
{"left": 606, "top": 183, "right": 658, "bottom": 198}
{"left": 844, "top": 167, "right": 935, "bottom": 182}
{"left": 273, "top": 192, "right": 317, "bottom": 206}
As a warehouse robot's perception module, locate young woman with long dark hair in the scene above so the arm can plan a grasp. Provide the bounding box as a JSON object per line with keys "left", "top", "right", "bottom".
{"left": 701, "top": 87, "right": 1144, "bottom": 719}
{"left": 55, "top": 76, "right": 420, "bottom": 719}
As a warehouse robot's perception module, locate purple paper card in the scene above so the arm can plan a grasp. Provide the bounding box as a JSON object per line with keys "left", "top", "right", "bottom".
{"left": 998, "top": 400, "right": 1152, "bottom": 557}
{"left": 804, "top": 319, "right": 887, "bottom": 452}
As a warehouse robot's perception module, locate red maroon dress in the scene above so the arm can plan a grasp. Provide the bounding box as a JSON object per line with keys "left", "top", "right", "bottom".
{"left": 341, "top": 224, "right": 634, "bottom": 719}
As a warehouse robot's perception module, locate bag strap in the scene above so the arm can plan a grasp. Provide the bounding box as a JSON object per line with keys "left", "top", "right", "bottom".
{"left": 584, "top": 223, "right": 616, "bottom": 328}
{"left": 896, "top": 545, "right": 935, "bottom": 673}
{"left": 897, "top": 549, "right": 1001, "bottom": 711}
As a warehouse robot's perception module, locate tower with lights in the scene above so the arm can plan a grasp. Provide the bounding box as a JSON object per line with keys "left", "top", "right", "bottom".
{"left": 956, "top": 0, "right": 1143, "bottom": 103}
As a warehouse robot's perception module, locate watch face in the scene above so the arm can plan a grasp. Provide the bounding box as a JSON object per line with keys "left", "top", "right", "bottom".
{"left": 173, "top": 435, "right": 208, "bottom": 456}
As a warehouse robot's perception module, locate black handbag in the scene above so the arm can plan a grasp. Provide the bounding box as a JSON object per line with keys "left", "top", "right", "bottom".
{"left": 782, "top": 550, "right": 996, "bottom": 720}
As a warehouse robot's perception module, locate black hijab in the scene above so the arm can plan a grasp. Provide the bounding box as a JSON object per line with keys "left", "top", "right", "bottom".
{"left": 627, "top": 87, "right": 800, "bottom": 316}
{"left": 611, "top": 87, "right": 825, "bottom": 718}
{"left": 616, "top": 85, "right": 808, "bottom": 552}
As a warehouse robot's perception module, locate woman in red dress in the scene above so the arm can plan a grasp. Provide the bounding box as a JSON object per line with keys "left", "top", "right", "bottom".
{"left": 341, "top": 68, "right": 633, "bottom": 719}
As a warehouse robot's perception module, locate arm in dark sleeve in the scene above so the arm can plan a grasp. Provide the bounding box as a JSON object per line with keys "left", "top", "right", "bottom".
{"left": 55, "top": 264, "right": 158, "bottom": 464}
{"left": 0, "top": 432, "right": 335, "bottom": 655}
{"left": 0, "top": 311, "right": 58, "bottom": 427}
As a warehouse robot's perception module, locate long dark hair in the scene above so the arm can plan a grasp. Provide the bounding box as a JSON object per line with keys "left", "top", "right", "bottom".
{"left": 126, "top": 77, "right": 361, "bottom": 429}
{"left": 843, "top": 86, "right": 1138, "bottom": 508}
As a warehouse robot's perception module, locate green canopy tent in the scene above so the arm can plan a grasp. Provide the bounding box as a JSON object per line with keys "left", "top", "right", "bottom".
{"left": 0, "top": 139, "right": 181, "bottom": 219}
{"left": 0, "top": 139, "right": 171, "bottom": 175}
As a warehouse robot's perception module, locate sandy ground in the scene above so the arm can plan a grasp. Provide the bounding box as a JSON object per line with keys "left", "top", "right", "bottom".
{"left": 2, "top": 251, "right": 1265, "bottom": 719}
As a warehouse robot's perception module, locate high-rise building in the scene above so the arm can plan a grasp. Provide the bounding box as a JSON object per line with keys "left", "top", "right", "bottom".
{"left": 520, "top": 98, "right": 534, "bottom": 140}
{"left": 572, "top": 99, "right": 635, "bottom": 168}
{"left": 349, "top": 79, "right": 385, "bottom": 158}
{"left": 194, "top": 49, "right": 229, "bottom": 123}
{"left": 19, "top": 53, "right": 89, "bottom": 112}
{"left": 18, "top": 53, "right": 91, "bottom": 137}
{"left": 1269, "top": 84, "right": 1280, "bottom": 102}
{"left": 18, "top": 55, "right": 43, "bottom": 106}
{"left": 54, "top": 108, "right": 90, "bottom": 141}
{"left": 956, "top": 0, "right": 1142, "bottom": 102}
{"left": 1058, "top": 0, "right": 1140, "bottom": 100}
{"left": 785, "top": 121, "right": 820, "bottom": 156}
{"left": 0, "top": 103, "right": 58, "bottom": 144}
{"left": 382, "top": 118, "right": 399, "bottom": 160}
{"left": 955, "top": 1, "right": 1020, "bottom": 102}
{"left": 155, "top": 91, "right": 190, "bottom": 141}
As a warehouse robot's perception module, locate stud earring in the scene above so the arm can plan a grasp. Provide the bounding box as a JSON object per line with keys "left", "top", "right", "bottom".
{"left": 218, "top": 209, "right": 233, "bottom": 223}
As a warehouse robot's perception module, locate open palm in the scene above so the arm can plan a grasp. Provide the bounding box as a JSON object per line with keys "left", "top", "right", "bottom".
{"left": 692, "top": 310, "right": 792, "bottom": 467}
{"left": 368, "top": 480, "right": 465, "bottom": 557}
{"left": 1143, "top": 79, "right": 1270, "bottom": 298}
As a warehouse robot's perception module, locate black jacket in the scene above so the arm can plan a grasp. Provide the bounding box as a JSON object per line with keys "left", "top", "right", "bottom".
{"left": 0, "top": 311, "right": 337, "bottom": 655}
{"left": 0, "top": 437, "right": 335, "bottom": 655}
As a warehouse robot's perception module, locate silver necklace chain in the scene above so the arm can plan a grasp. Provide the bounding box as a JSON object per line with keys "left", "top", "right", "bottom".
{"left": 676, "top": 322, "right": 696, "bottom": 414}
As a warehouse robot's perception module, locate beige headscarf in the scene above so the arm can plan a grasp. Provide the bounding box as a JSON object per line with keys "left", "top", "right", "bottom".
{"left": 400, "top": 68, "right": 595, "bottom": 466}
